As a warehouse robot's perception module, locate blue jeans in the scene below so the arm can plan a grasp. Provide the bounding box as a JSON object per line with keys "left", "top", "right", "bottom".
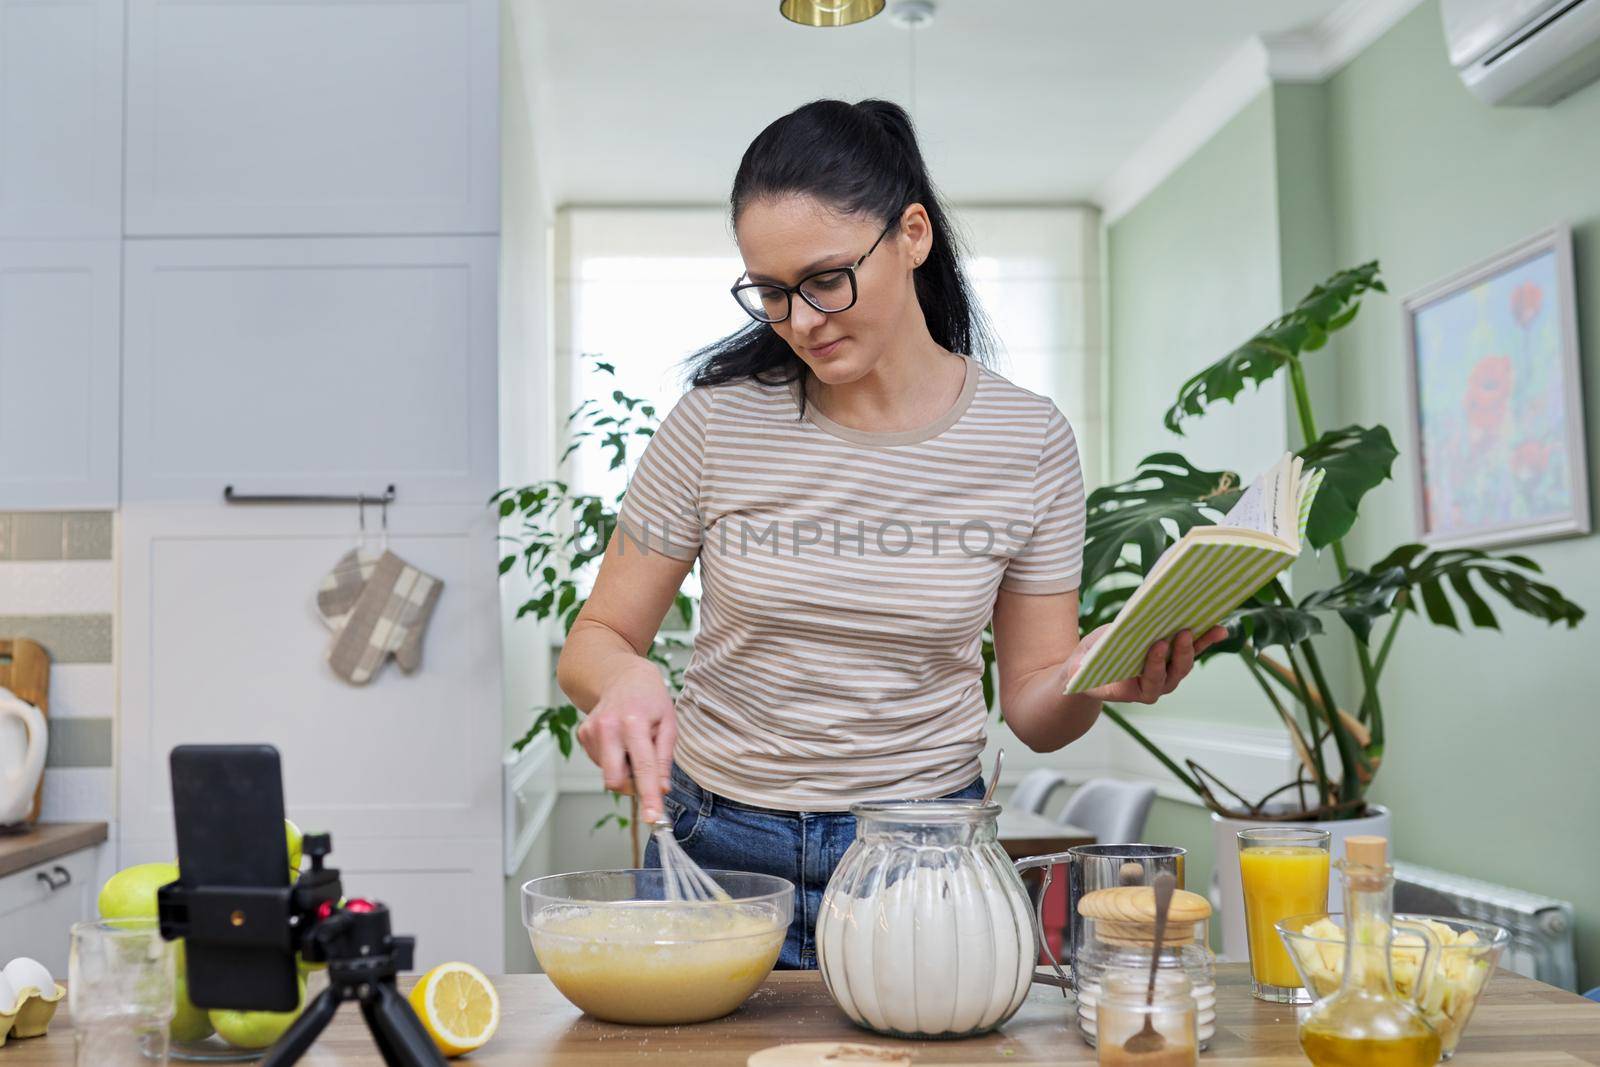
{"left": 644, "top": 763, "right": 985, "bottom": 970}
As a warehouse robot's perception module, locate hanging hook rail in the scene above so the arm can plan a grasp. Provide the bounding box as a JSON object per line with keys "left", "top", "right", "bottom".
{"left": 223, "top": 484, "right": 396, "bottom": 506}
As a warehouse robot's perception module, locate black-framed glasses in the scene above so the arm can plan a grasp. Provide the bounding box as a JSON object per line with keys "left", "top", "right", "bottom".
{"left": 731, "top": 218, "right": 898, "bottom": 324}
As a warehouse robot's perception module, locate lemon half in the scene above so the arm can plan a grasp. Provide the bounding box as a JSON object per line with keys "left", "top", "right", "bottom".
{"left": 408, "top": 962, "right": 499, "bottom": 1058}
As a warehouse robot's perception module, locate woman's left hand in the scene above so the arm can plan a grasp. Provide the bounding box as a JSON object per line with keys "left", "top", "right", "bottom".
{"left": 1068, "top": 625, "right": 1229, "bottom": 705}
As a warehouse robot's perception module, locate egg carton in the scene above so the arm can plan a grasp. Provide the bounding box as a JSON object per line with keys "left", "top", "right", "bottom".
{"left": 0, "top": 958, "right": 65, "bottom": 1044}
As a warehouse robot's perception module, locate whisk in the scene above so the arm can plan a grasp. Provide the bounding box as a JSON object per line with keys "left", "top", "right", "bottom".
{"left": 650, "top": 814, "right": 731, "bottom": 903}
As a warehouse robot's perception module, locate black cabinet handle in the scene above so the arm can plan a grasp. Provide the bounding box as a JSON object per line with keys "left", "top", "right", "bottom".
{"left": 34, "top": 866, "right": 71, "bottom": 891}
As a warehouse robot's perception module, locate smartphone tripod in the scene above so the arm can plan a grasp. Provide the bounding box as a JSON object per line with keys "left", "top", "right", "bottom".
{"left": 261, "top": 855, "right": 445, "bottom": 1067}
{"left": 161, "top": 830, "right": 446, "bottom": 1067}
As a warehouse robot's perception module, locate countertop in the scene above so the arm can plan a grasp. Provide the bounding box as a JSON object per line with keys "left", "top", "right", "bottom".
{"left": 9, "top": 964, "right": 1600, "bottom": 1064}
{"left": 0, "top": 822, "right": 106, "bottom": 879}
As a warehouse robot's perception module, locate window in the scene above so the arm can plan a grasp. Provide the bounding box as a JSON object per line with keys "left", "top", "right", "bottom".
{"left": 555, "top": 208, "right": 746, "bottom": 512}
{"left": 960, "top": 206, "right": 1106, "bottom": 489}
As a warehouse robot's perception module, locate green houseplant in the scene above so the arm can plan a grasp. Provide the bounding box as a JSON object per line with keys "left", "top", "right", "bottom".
{"left": 494, "top": 360, "right": 693, "bottom": 863}
{"left": 1076, "top": 262, "right": 1583, "bottom": 825}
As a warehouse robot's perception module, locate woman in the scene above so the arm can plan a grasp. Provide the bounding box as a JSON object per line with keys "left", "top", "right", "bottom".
{"left": 556, "top": 98, "right": 1224, "bottom": 970}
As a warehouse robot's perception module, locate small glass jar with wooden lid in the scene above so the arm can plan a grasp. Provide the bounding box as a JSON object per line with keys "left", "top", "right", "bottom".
{"left": 1074, "top": 885, "right": 1217, "bottom": 1049}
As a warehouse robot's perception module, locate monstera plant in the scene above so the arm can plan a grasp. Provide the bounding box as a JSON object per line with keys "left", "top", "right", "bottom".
{"left": 1077, "top": 263, "right": 1584, "bottom": 821}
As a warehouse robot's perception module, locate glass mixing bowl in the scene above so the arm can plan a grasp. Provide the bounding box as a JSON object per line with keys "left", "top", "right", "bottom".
{"left": 522, "top": 869, "right": 793, "bottom": 1025}
{"left": 1276, "top": 912, "right": 1509, "bottom": 1060}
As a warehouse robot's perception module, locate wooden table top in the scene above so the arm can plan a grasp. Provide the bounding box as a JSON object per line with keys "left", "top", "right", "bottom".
{"left": 15, "top": 964, "right": 1598, "bottom": 1065}
{"left": 995, "top": 808, "right": 1094, "bottom": 860}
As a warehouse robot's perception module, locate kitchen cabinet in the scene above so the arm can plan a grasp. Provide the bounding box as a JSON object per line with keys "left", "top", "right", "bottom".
{"left": 118, "top": 503, "right": 503, "bottom": 969}
{"left": 121, "top": 236, "right": 499, "bottom": 506}
{"left": 0, "top": 242, "right": 121, "bottom": 509}
{"left": 0, "top": 0, "right": 123, "bottom": 240}
{"left": 0, "top": 826, "right": 106, "bottom": 977}
{"left": 124, "top": 0, "right": 498, "bottom": 237}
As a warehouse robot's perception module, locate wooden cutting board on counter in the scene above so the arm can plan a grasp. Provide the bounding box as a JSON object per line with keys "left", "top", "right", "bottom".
{"left": 0, "top": 638, "right": 50, "bottom": 826}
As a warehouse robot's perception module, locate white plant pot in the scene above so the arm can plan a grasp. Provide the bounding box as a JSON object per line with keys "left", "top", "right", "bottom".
{"left": 1209, "top": 805, "right": 1391, "bottom": 963}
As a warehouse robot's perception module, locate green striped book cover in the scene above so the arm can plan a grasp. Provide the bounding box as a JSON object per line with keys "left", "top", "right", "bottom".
{"left": 1064, "top": 455, "right": 1325, "bottom": 696}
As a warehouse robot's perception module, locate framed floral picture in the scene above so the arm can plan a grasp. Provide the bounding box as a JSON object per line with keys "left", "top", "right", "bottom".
{"left": 1403, "top": 226, "right": 1590, "bottom": 549}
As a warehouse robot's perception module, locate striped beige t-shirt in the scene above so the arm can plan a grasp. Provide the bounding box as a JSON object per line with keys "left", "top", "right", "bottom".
{"left": 615, "top": 353, "right": 1086, "bottom": 811}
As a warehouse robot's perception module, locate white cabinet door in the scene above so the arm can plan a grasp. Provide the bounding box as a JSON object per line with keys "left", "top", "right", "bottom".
{"left": 0, "top": 847, "right": 100, "bottom": 977}
{"left": 0, "top": 0, "right": 123, "bottom": 239}
{"left": 121, "top": 236, "right": 498, "bottom": 506}
{"left": 125, "top": 0, "right": 498, "bottom": 236}
{"left": 119, "top": 502, "right": 504, "bottom": 966}
{"left": 0, "top": 241, "right": 121, "bottom": 508}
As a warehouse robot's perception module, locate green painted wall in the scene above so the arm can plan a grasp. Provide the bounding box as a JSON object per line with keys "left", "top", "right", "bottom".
{"left": 1107, "top": 89, "right": 1289, "bottom": 735}
{"left": 1322, "top": 3, "right": 1600, "bottom": 989}
{"left": 1104, "top": 2, "right": 1600, "bottom": 987}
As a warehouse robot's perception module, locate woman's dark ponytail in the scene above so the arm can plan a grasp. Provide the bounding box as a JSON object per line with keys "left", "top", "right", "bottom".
{"left": 686, "top": 99, "right": 995, "bottom": 403}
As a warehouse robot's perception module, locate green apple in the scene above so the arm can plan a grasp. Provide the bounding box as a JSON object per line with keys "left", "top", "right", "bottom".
{"left": 171, "top": 970, "right": 214, "bottom": 1043}
{"left": 98, "top": 862, "right": 180, "bottom": 919}
{"left": 285, "top": 819, "right": 303, "bottom": 878}
{"left": 209, "top": 977, "right": 306, "bottom": 1050}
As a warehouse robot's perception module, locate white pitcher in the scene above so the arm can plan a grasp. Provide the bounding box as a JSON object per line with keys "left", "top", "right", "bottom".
{"left": 0, "top": 687, "right": 47, "bottom": 827}
{"left": 816, "top": 799, "right": 1074, "bottom": 1038}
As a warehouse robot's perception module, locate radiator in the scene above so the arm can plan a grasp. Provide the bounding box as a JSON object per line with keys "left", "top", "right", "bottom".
{"left": 1394, "top": 861, "right": 1577, "bottom": 991}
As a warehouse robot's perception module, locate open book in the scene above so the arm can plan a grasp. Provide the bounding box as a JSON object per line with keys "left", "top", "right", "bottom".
{"left": 1062, "top": 453, "right": 1327, "bottom": 696}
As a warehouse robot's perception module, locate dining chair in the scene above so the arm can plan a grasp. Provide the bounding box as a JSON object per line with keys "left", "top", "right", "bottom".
{"left": 1056, "top": 777, "right": 1157, "bottom": 845}
{"left": 1008, "top": 768, "right": 1070, "bottom": 815}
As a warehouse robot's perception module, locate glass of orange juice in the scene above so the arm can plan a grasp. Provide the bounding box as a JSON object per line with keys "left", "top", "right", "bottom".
{"left": 1237, "top": 827, "right": 1330, "bottom": 1003}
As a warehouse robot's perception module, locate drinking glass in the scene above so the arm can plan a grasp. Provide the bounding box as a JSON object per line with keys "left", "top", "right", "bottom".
{"left": 69, "top": 918, "right": 175, "bottom": 1066}
{"left": 1237, "top": 827, "right": 1330, "bottom": 1002}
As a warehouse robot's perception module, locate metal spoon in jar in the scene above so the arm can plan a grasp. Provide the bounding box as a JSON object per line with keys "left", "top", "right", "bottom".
{"left": 1122, "top": 870, "right": 1177, "bottom": 1056}
{"left": 982, "top": 748, "right": 1004, "bottom": 806}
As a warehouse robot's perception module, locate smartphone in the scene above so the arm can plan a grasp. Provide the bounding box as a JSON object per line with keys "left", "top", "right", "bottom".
{"left": 169, "top": 744, "right": 300, "bottom": 1011}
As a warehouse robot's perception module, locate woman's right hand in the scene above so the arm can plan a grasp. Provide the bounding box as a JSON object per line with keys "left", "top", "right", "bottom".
{"left": 574, "top": 660, "right": 677, "bottom": 825}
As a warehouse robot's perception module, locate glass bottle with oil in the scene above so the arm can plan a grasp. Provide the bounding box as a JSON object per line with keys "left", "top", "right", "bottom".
{"left": 1297, "top": 836, "right": 1442, "bottom": 1067}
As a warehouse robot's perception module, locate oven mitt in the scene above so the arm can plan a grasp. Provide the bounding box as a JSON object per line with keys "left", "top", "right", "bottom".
{"left": 316, "top": 547, "right": 383, "bottom": 631}
{"left": 325, "top": 550, "right": 444, "bottom": 685}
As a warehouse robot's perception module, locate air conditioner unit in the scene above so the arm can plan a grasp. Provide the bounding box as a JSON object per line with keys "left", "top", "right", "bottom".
{"left": 1442, "top": 0, "right": 1600, "bottom": 105}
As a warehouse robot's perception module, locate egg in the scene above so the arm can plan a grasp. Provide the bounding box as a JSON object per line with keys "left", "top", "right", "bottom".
{"left": 2, "top": 957, "right": 53, "bottom": 999}
{"left": 0, "top": 974, "right": 18, "bottom": 1014}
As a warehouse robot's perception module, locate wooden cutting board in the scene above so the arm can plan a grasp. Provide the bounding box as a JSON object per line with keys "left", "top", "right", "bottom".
{"left": 0, "top": 638, "right": 50, "bottom": 826}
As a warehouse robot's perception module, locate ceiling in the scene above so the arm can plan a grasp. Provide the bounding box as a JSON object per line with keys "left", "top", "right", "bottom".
{"left": 516, "top": 0, "right": 1349, "bottom": 208}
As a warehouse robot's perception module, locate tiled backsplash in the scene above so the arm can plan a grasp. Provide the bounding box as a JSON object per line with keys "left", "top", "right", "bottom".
{"left": 0, "top": 511, "right": 115, "bottom": 822}
{"left": 0, "top": 512, "right": 114, "bottom": 561}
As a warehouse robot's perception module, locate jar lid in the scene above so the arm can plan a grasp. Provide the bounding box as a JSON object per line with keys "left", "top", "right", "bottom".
{"left": 1083, "top": 919, "right": 1208, "bottom": 951}
{"left": 1079, "top": 886, "right": 1212, "bottom": 922}
{"left": 1079, "top": 886, "right": 1211, "bottom": 947}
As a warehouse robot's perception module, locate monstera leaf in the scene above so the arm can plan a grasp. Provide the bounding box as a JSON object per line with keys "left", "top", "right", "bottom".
{"left": 1373, "top": 544, "right": 1586, "bottom": 631}
{"left": 1164, "top": 262, "right": 1385, "bottom": 435}
{"left": 1227, "top": 599, "right": 1325, "bottom": 651}
{"left": 1218, "top": 565, "right": 1409, "bottom": 651}
{"left": 1079, "top": 561, "right": 1143, "bottom": 633}
{"left": 1301, "top": 565, "right": 1411, "bottom": 643}
{"left": 1297, "top": 424, "right": 1399, "bottom": 548}
{"left": 1081, "top": 453, "right": 1243, "bottom": 588}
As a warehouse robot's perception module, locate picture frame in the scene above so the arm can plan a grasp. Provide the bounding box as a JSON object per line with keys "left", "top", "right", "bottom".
{"left": 1402, "top": 226, "right": 1590, "bottom": 549}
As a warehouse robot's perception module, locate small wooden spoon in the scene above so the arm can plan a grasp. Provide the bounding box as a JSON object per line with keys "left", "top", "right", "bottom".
{"left": 1122, "top": 870, "right": 1176, "bottom": 1055}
